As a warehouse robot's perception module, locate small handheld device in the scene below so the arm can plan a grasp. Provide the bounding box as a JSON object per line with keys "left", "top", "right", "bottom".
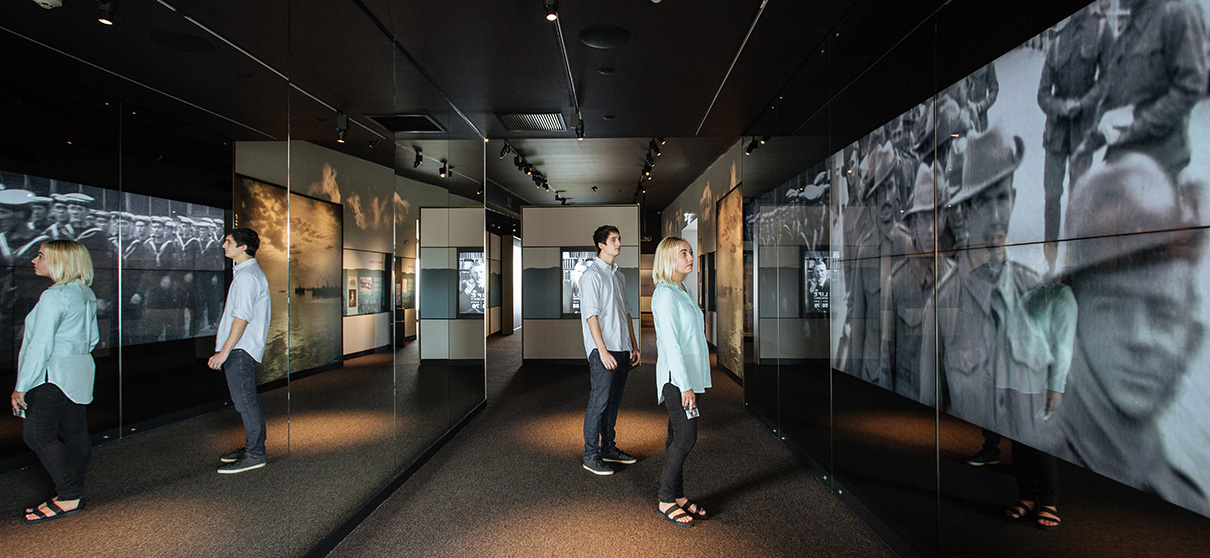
{"left": 13, "top": 407, "right": 25, "bottom": 418}
{"left": 684, "top": 405, "right": 699, "bottom": 420}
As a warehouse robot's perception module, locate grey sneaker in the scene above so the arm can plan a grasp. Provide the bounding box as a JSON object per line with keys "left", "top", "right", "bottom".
{"left": 220, "top": 448, "right": 245, "bottom": 464}
{"left": 966, "top": 448, "right": 1001, "bottom": 466}
{"left": 582, "top": 456, "right": 613, "bottom": 476}
{"left": 600, "top": 448, "right": 637, "bottom": 464}
{"left": 217, "top": 456, "right": 266, "bottom": 474}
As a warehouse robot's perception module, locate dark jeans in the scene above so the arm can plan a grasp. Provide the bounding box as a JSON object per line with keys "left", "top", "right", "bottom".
{"left": 23, "top": 383, "right": 91, "bottom": 501}
{"left": 1013, "top": 440, "right": 1059, "bottom": 507}
{"left": 582, "top": 349, "right": 631, "bottom": 460}
{"left": 659, "top": 382, "right": 698, "bottom": 503}
{"left": 224, "top": 349, "right": 266, "bottom": 460}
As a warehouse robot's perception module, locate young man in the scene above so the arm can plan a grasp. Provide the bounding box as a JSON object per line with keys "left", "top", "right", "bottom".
{"left": 208, "top": 228, "right": 271, "bottom": 474}
{"left": 579, "top": 225, "right": 640, "bottom": 475}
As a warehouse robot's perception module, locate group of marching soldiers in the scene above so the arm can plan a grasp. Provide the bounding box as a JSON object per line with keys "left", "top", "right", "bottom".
{"left": 0, "top": 187, "right": 227, "bottom": 357}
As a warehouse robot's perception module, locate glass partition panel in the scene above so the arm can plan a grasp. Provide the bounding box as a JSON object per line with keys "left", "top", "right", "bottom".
{"left": 822, "top": 8, "right": 941, "bottom": 555}
{"left": 285, "top": 0, "right": 399, "bottom": 552}
{"left": 0, "top": 0, "right": 291, "bottom": 554}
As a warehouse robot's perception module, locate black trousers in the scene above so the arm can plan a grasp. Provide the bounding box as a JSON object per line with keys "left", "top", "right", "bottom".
{"left": 659, "top": 382, "right": 698, "bottom": 503}
{"left": 1013, "top": 440, "right": 1059, "bottom": 507}
{"left": 23, "top": 383, "right": 91, "bottom": 501}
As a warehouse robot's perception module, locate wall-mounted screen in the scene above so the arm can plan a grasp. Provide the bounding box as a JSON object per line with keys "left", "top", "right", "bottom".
{"left": 458, "top": 249, "right": 485, "bottom": 316}
{"left": 819, "top": 0, "right": 1210, "bottom": 518}
{"left": 802, "top": 250, "right": 830, "bottom": 316}
{"left": 0, "top": 169, "right": 225, "bottom": 365}
{"left": 561, "top": 248, "right": 596, "bottom": 316}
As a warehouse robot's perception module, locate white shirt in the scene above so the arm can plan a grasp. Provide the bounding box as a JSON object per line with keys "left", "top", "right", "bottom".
{"left": 216, "top": 258, "right": 271, "bottom": 362}
{"left": 578, "top": 256, "right": 633, "bottom": 357}
{"left": 15, "top": 281, "right": 100, "bottom": 404}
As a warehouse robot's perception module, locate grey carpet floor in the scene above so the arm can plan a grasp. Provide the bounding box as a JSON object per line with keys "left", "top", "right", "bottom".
{"left": 330, "top": 330, "right": 893, "bottom": 558}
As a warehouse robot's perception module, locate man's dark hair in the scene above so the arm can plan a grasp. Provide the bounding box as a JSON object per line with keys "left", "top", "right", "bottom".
{"left": 593, "top": 225, "right": 619, "bottom": 249}
{"left": 227, "top": 228, "right": 260, "bottom": 257}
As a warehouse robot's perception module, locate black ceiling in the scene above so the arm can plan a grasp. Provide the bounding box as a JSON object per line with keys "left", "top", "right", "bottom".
{"left": 0, "top": 0, "right": 1088, "bottom": 213}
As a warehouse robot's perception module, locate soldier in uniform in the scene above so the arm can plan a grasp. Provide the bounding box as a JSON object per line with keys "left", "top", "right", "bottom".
{"left": 1076, "top": 0, "right": 1208, "bottom": 181}
{"left": 1038, "top": 3, "right": 1112, "bottom": 270}
{"left": 44, "top": 194, "right": 75, "bottom": 240}
{"left": 62, "top": 193, "right": 93, "bottom": 239}
{"left": 845, "top": 142, "right": 900, "bottom": 388}
{"left": 922, "top": 127, "right": 1040, "bottom": 463}
{"left": 966, "top": 62, "right": 1000, "bottom": 133}
{"left": 1056, "top": 153, "right": 1209, "bottom": 516}
{"left": 883, "top": 164, "right": 954, "bottom": 399}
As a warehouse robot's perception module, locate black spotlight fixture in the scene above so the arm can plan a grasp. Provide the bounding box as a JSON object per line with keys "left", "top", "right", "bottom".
{"left": 649, "top": 139, "right": 661, "bottom": 156}
{"left": 335, "top": 112, "right": 348, "bottom": 143}
{"left": 591, "top": 186, "right": 598, "bottom": 192}
{"left": 413, "top": 149, "right": 423, "bottom": 168}
{"left": 646, "top": 152, "right": 655, "bottom": 166}
{"left": 544, "top": 1, "right": 558, "bottom": 21}
{"left": 439, "top": 161, "right": 448, "bottom": 178}
{"left": 745, "top": 138, "right": 758, "bottom": 155}
{"left": 760, "top": 136, "right": 769, "bottom": 144}
{"left": 98, "top": 1, "right": 118, "bottom": 25}
{"left": 656, "top": 137, "right": 665, "bottom": 145}
{"left": 642, "top": 163, "right": 652, "bottom": 177}
{"left": 576, "top": 121, "right": 585, "bottom": 141}
{"left": 499, "top": 143, "right": 512, "bottom": 159}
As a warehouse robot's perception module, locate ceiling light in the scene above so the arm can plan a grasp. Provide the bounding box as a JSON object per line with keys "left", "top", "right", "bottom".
{"left": 544, "top": 1, "right": 558, "bottom": 21}
{"left": 649, "top": 139, "right": 661, "bottom": 156}
{"left": 500, "top": 143, "right": 512, "bottom": 159}
{"left": 575, "top": 121, "right": 584, "bottom": 141}
{"left": 98, "top": 1, "right": 117, "bottom": 25}
{"left": 759, "top": 136, "right": 769, "bottom": 144}
{"left": 591, "top": 186, "right": 598, "bottom": 192}
{"left": 643, "top": 163, "right": 651, "bottom": 176}
{"left": 335, "top": 112, "right": 348, "bottom": 143}
{"left": 745, "top": 138, "right": 758, "bottom": 155}
{"left": 413, "top": 149, "right": 423, "bottom": 168}
{"left": 657, "top": 137, "right": 665, "bottom": 145}
{"left": 646, "top": 152, "right": 655, "bottom": 166}
{"left": 439, "top": 162, "right": 448, "bottom": 178}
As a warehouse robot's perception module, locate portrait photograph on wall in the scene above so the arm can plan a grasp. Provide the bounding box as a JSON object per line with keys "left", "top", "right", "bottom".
{"left": 457, "top": 249, "right": 485, "bottom": 316}
{"left": 822, "top": 0, "right": 1210, "bottom": 517}
{"left": 560, "top": 248, "right": 596, "bottom": 316}
{"left": 0, "top": 170, "right": 225, "bottom": 365}
{"left": 236, "top": 176, "right": 343, "bottom": 384}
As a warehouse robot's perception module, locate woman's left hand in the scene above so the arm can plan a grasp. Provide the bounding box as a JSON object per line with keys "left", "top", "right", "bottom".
{"left": 11, "top": 390, "right": 26, "bottom": 415}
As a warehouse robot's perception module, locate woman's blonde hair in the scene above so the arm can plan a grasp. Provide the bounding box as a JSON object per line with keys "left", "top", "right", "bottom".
{"left": 652, "top": 235, "right": 688, "bottom": 285}
{"left": 41, "top": 239, "right": 94, "bottom": 287}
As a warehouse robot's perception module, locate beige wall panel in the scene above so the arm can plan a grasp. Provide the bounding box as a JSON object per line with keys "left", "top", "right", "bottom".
{"left": 522, "top": 206, "right": 639, "bottom": 247}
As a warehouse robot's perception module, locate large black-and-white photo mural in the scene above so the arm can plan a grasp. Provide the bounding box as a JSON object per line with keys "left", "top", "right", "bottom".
{"left": 819, "top": 0, "right": 1210, "bottom": 516}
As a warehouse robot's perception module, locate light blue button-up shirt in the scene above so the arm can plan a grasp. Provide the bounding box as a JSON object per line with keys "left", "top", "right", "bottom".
{"left": 216, "top": 258, "right": 271, "bottom": 363}
{"left": 578, "top": 257, "right": 634, "bottom": 357}
{"left": 15, "top": 281, "right": 100, "bottom": 404}
{"left": 651, "top": 282, "right": 711, "bottom": 403}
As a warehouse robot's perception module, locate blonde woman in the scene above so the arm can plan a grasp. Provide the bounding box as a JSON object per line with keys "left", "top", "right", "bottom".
{"left": 651, "top": 236, "right": 711, "bottom": 527}
{"left": 10, "top": 239, "right": 99, "bottom": 524}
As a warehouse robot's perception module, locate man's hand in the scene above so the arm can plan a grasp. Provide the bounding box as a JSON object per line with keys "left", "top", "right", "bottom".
{"left": 630, "top": 349, "right": 641, "bottom": 366}
{"left": 208, "top": 351, "right": 229, "bottom": 370}
{"left": 598, "top": 350, "right": 618, "bottom": 370}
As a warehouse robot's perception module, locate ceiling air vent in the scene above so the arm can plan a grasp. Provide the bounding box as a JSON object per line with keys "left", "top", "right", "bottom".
{"left": 497, "top": 112, "right": 567, "bottom": 132}
{"left": 367, "top": 114, "right": 445, "bottom": 133}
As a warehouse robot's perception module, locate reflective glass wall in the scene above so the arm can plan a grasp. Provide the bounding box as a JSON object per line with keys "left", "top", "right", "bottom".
{"left": 737, "top": 0, "right": 1210, "bottom": 555}
{"left": 0, "top": 1, "right": 485, "bottom": 555}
